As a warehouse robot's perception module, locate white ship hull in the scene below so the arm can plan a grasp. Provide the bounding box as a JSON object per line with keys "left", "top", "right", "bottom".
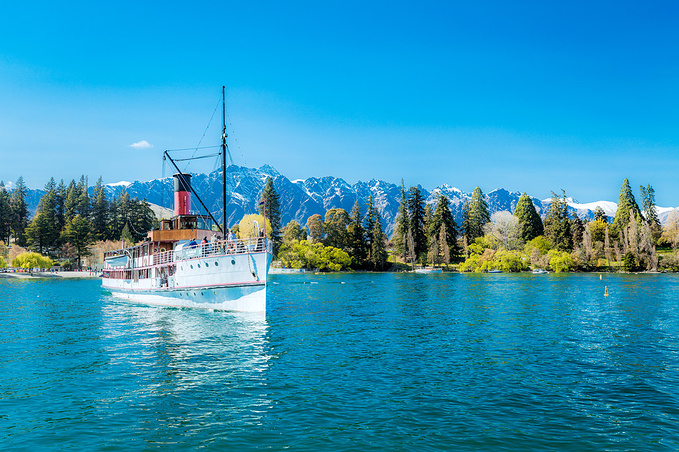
{"left": 103, "top": 242, "right": 272, "bottom": 312}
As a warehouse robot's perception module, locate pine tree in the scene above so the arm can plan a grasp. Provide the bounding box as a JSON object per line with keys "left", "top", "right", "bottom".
{"left": 25, "top": 179, "right": 59, "bottom": 255}
{"left": 109, "top": 190, "right": 130, "bottom": 240}
{"left": 369, "top": 213, "right": 388, "bottom": 271}
{"left": 61, "top": 214, "right": 92, "bottom": 270}
{"left": 513, "top": 193, "right": 543, "bottom": 242}
{"left": 640, "top": 184, "right": 661, "bottom": 244}
{"left": 571, "top": 216, "right": 585, "bottom": 249}
{"left": 544, "top": 190, "right": 573, "bottom": 251}
{"left": 0, "top": 182, "right": 11, "bottom": 244}
{"left": 64, "top": 180, "right": 78, "bottom": 224}
{"left": 258, "top": 177, "right": 282, "bottom": 254}
{"left": 612, "top": 178, "right": 642, "bottom": 235}
{"left": 364, "top": 196, "right": 376, "bottom": 253}
{"left": 91, "top": 176, "right": 109, "bottom": 241}
{"left": 347, "top": 200, "right": 367, "bottom": 266}
{"left": 462, "top": 199, "right": 472, "bottom": 248}
{"left": 407, "top": 186, "right": 426, "bottom": 262}
{"left": 76, "top": 175, "right": 90, "bottom": 219}
{"left": 127, "top": 198, "right": 156, "bottom": 242}
{"left": 467, "top": 186, "right": 490, "bottom": 242}
{"left": 55, "top": 180, "right": 66, "bottom": 234}
{"left": 10, "top": 176, "right": 29, "bottom": 246}
{"left": 392, "top": 180, "right": 409, "bottom": 260}
{"left": 430, "top": 194, "right": 460, "bottom": 258}
{"left": 439, "top": 223, "right": 451, "bottom": 268}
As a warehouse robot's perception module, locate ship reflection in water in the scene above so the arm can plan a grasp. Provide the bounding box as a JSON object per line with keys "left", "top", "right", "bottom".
{"left": 99, "top": 301, "right": 271, "bottom": 428}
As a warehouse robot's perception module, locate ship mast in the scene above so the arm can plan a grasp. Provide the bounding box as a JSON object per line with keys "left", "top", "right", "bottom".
{"left": 221, "top": 86, "right": 228, "bottom": 235}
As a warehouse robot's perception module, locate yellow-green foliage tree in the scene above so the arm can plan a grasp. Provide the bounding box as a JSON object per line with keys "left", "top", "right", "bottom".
{"left": 238, "top": 214, "right": 272, "bottom": 239}
{"left": 546, "top": 250, "right": 573, "bottom": 272}
{"left": 0, "top": 256, "right": 6, "bottom": 268}
{"left": 12, "top": 252, "right": 53, "bottom": 269}
{"left": 278, "top": 240, "right": 351, "bottom": 271}
{"left": 459, "top": 237, "right": 528, "bottom": 272}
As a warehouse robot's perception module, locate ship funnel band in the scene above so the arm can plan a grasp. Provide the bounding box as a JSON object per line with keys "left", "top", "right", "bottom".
{"left": 173, "top": 173, "right": 192, "bottom": 193}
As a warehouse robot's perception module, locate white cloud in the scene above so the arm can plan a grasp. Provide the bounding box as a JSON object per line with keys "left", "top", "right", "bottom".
{"left": 129, "top": 140, "right": 154, "bottom": 149}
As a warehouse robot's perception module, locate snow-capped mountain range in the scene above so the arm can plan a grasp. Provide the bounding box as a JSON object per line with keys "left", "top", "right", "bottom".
{"left": 19, "top": 165, "right": 679, "bottom": 235}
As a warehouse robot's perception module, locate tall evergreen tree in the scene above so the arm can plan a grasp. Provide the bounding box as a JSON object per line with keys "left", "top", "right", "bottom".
{"left": 258, "top": 177, "right": 282, "bottom": 254}
{"left": 76, "top": 175, "right": 90, "bottom": 219}
{"left": 127, "top": 198, "right": 156, "bottom": 242}
{"left": 91, "top": 176, "right": 109, "bottom": 240}
{"left": 55, "top": 180, "right": 66, "bottom": 234}
{"left": 64, "top": 180, "right": 79, "bottom": 225}
{"left": 25, "top": 178, "right": 59, "bottom": 255}
{"left": 612, "top": 178, "right": 642, "bottom": 235}
{"left": 369, "top": 214, "right": 388, "bottom": 271}
{"left": 392, "top": 180, "right": 409, "bottom": 260}
{"left": 544, "top": 190, "right": 573, "bottom": 251}
{"left": 639, "top": 184, "right": 660, "bottom": 227}
{"left": 430, "top": 194, "right": 460, "bottom": 258}
{"left": 513, "top": 193, "right": 543, "bottom": 242}
{"left": 61, "top": 214, "right": 92, "bottom": 270}
{"left": 364, "top": 196, "right": 376, "bottom": 253}
{"left": 0, "top": 182, "right": 11, "bottom": 244}
{"left": 407, "top": 186, "right": 426, "bottom": 261}
{"left": 347, "top": 200, "right": 367, "bottom": 265}
{"left": 467, "top": 186, "right": 490, "bottom": 242}
{"left": 10, "top": 176, "right": 29, "bottom": 246}
{"left": 571, "top": 216, "right": 585, "bottom": 249}
{"left": 461, "top": 199, "right": 472, "bottom": 248}
{"left": 109, "top": 190, "right": 130, "bottom": 240}
{"left": 424, "top": 203, "right": 434, "bottom": 239}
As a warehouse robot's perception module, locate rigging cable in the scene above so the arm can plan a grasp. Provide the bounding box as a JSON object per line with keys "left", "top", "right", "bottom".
{"left": 184, "top": 96, "right": 222, "bottom": 173}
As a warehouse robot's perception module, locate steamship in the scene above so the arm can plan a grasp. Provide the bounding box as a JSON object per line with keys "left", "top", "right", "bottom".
{"left": 102, "top": 88, "right": 273, "bottom": 312}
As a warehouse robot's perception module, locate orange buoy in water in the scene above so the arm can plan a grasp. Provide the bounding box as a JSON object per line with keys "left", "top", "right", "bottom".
{"left": 604, "top": 286, "right": 609, "bottom": 297}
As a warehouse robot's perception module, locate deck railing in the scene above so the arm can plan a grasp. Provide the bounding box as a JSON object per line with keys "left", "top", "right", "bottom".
{"left": 104, "top": 237, "right": 272, "bottom": 270}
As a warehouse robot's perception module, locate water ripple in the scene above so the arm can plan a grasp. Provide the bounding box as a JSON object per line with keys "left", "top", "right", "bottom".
{"left": 1, "top": 274, "right": 679, "bottom": 450}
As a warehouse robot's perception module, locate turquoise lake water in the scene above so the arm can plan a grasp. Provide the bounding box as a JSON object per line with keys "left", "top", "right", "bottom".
{"left": 1, "top": 273, "right": 679, "bottom": 451}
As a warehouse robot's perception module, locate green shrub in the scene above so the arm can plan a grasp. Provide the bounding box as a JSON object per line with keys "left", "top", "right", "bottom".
{"left": 12, "top": 252, "right": 53, "bottom": 269}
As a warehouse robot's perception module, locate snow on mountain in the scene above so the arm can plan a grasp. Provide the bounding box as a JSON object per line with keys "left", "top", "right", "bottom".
{"left": 566, "top": 200, "right": 618, "bottom": 220}
{"left": 107, "top": 181, "right": 132, "bottom": 187}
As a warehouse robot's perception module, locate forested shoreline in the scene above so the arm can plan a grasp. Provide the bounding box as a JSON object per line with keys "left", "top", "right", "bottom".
{"left": 0, "top": 176, "right": 155, "bottom": 269}
{"left": 275, "top": 178, "right": 679, "bottom": 273}
{"left": 2, "top": 174, "right": 678, "bottom": 273}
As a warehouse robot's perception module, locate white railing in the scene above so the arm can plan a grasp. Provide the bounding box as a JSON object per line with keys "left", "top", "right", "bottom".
{"left": 104, "top": 237, "right": 272, "bottom": 270}
{"left": 173, "top": 237, "right": 271, "bottom": 261}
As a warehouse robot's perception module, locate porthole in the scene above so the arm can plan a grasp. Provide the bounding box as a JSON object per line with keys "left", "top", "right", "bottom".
{"left": 215, "top": 262, "right": 219, "bottom": 266}
{"left": 198, "top": 264, "right": 201, "bottom": 268}
{"left": 231, "top": 259, "right": 236, "bottom": 265}
{"left": 190, "top": 265, "right": 193, "bottom": 269}
{"left": 205, "top": 263, "right": 209, "bottom": 267}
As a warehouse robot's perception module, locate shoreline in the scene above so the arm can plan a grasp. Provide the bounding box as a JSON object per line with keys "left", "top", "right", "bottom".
{"left": 0, "top": 271, "right": 101, "bottom": 280}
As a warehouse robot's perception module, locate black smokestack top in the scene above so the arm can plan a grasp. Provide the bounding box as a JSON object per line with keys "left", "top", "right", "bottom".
{"left": 173, "top": 173, "right": 192, "bottom": 192}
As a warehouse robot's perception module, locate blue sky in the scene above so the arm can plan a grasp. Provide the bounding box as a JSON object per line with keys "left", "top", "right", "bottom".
{"left": 1, "top": 0, "right": 678, "bottom": 205}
